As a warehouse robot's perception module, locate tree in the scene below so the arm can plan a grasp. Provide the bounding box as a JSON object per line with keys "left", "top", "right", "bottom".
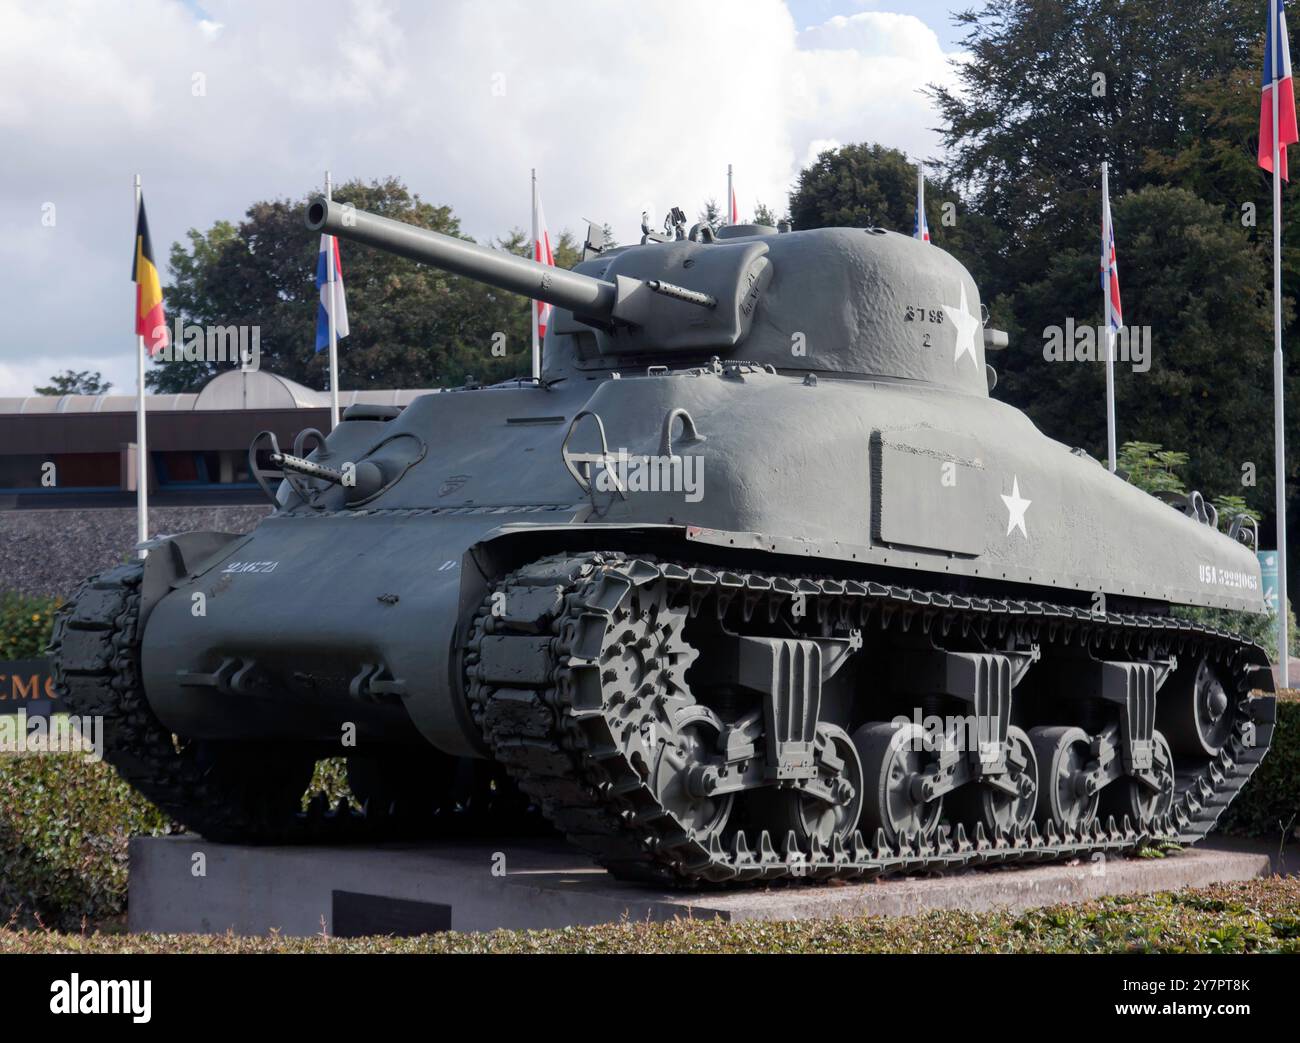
{"left": 1116, "top": 441, "right": 1190, "bottom": 496}
{"left": 698, "top": 199, "right": 723, "bottom": 232}
{"left": 1012, "top": 187, "right": 1274, "bottom": 506}
{"left": 35, "top": 370, "right": 111, "bottom": 395}
{"left": 148, "top": 177, "right": 556, "bottom": 393}
{"left": 751, "top": 201, "right": 780, "bottom": 227}
{"left": 787, "top": 142, "right": 997, "bottom": 286}
{"left": 928, "top": 0, "right": 1300, "bottom": 598}
{"left": 790, "top": 143, "right": 918, "bottom": 232}
{"left": 932, "top": 0, "right": 1263, "bottom": 303}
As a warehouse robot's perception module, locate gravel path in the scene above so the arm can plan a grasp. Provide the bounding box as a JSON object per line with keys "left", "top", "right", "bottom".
{"left": 1, "top": 506, "right": 272, "bottom": 599}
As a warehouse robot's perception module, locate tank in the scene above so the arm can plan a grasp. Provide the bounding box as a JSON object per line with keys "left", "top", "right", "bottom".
{"left": 49, "top": 196, "right": 1277, "bottom": 886}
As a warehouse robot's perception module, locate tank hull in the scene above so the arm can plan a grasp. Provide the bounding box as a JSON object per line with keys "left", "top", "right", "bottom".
{"left": 137, "top": 370, "right": 1262, "bottom": 760}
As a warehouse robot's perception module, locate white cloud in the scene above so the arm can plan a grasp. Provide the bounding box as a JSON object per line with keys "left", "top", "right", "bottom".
{"left": 0, "top": 0, "right": 966, "bottom": 394}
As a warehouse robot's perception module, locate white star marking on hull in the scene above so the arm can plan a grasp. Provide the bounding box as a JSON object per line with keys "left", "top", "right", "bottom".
{"left": 1001, "top": 476, "right": 1031, "bottom": 538}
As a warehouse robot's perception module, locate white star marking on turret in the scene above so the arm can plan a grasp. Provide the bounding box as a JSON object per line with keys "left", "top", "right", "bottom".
{"left": 943, "top": 284, "right": 980, "bottom": 368}
{"left": 1001, "top": 476, "right": 1031, "bottom": 538}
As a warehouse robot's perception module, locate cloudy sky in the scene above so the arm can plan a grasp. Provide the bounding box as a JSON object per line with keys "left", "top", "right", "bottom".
{"left": 0, "top": 0, "right": 972, "bottom": 396}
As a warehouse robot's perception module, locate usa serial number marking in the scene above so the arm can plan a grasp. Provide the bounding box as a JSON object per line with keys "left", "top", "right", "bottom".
{"left": 1196, "top": 563, "right": 1257, "bottom": 590}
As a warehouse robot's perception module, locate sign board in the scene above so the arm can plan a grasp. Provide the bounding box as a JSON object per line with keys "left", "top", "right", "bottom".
{"left": 0, "top": 658, "right": 57, "bottom": 718}
{"left": 1258, "top": 550, "right": 1280, "bottom": 615}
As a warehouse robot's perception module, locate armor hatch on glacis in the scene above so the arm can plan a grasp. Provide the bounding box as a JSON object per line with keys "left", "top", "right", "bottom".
{"left": 51, "top": 196, "right": 1276, "bottom": 886}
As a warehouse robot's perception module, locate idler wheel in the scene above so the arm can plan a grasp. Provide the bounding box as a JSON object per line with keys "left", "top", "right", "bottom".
{"left": 1159, "top": 658, "right": 1234, "bottom": 757}
{"left": 1101, "top": 730, "right": 1175, "bottom": 827}
{"left": 1029, "top": 725, "right": 1100, "bottom": 832}
{"left": 951, "top": 724, "right": 1039, "bottom": 834}
{"left": 853, "top": 721, "right": 943, "bottom": 844}
{"left": 653, "top": 715, "right": 734, "bottom": 841}
{"left": 752, "top": 723, "right": 865, "bottom": 848}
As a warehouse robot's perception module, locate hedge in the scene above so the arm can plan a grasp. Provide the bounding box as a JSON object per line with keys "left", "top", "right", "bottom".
{"left": 1219, "top": 691, "right": 1300, "bottom": 839}
{"left": 0, "top": 591, "right": 59, "bottom": 660}
{"left": 0, "top": 755, "right": 170, "bottom": 930}
{"left": 2, "top": 877, "right": 1297, "bottom": 953}
{"left": 0, "top": 753, "right": 351, "bottom": 930}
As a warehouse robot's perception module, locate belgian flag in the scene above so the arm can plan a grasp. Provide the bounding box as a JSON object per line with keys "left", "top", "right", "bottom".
{"left": 132, "top": 198, "right": 168, "bottom": 354}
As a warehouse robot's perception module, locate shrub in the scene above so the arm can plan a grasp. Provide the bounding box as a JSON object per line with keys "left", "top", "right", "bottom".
{"left": 0, "top": 592, "right": 59, "bottom": 661}
{"left": 2, "top": 878, "right": 1298, "bottom": 953}
{"left": 1173, "top": 602, "right": 1300, "bottom": 660}
{"left": 0, "top": 751, "right": 357, "bottom": 930}
{"left": 0, "top": 753, "right": 170, "bottom": 930}
{"left": 1220, "top": 692, "right": 1300, "bottom": 840}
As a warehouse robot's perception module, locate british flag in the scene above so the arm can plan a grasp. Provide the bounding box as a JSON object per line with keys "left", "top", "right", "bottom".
{"left": 1101, "top": 178, "right": 1122, "bottom": 335}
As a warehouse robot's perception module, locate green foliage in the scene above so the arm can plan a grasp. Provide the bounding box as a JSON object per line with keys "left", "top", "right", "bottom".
{"left": 1173, "top": 601, "right": 1300, "bottom": 659}
{"left": 790, "top": 143, "right": 918, "bottom": 231}
{"left": 698, "top": 199, "right": 722, "bottom": 232}
{"left": 1220, "top": 695, "right": 1300, "bottom": 838}
{"left": 0, "top": 754, "right": 358, "bottom": 929}
{"left": 1117, "top": 441, "right": 1189, "bottom": 496}
{"left": 304, "top": 757, "right": 357, "bottom": 812}
{"left": 0, "top": 592, "right": 59, "bottom": 660}
{"left": 0, "top": 753, "right": 170, "bottom": 930}
{"left": 923, "top": 1, "right": 1288, "bottom": 516}
{"left": 933, "top": 0, "right": 1260, "bottom": 293}
{"left": 147, "top": 177, "right": 582, "bottom": 394}
{"left": 1213, "top": 494, "right": 1260, "bottom": 524}
{"left": 1119, "top": 440, "right": 1264, "bottom": 537}
{"left": 34, "top": 370, "right": 111, "bottom": 396}
{"left": 1011, "top": 188, "right": 1274, "bottom": 504}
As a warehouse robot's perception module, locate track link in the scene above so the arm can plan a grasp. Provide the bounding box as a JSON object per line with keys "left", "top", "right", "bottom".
{"left": 466, "top": 552, "right": 1277, "bottom": 886}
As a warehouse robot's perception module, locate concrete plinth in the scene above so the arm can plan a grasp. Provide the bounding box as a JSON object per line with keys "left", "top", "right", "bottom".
{"left": 128, "top": 835, "right": 1272, "bottom": 938}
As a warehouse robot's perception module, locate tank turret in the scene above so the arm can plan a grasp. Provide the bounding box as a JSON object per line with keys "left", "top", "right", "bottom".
{"left": 307, "top": 197, "right": 772, "bottom": 359}
{"left": 309, "top": 199, "right": 1010, "bottom": 395}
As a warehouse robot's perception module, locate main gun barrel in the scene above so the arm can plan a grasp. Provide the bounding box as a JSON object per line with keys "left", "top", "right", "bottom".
{"left": 306, "top": 198, "right": 618, "bottom": 319}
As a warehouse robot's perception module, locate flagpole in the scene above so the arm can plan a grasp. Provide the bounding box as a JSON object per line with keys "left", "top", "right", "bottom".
{"left": 531, "top": 168, "right": 541, "bottom": 381}
{"left": 134, "top": 174, "right": 149, "bottom": 558}
{"left": 917, "top": 165, "right": 925, "bottom": 239}
{"left": 727, "top": 164, "right": 733, "bottom": 225}
{"left": 1272, "top": 14, "right": 1291, "bottom": 687}
{"left": 326, "top": 170, "right": 340, "bottom": 429}
{"left": 1102, "top": 162, "right": 1118, "bottom": 473}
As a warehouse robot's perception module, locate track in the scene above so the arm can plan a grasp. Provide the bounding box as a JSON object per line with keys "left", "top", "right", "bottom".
{"left": 49, "top": 553, "right": 1276, "bottom": 879}
{"left": 466, "top": 552, "right": 1277, "bottom": 886}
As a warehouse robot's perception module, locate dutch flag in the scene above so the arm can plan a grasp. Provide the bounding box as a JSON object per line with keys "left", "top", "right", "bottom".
{"left": 1260, "top": 0, "right": 1299, "bottom": 180}
{"left": 315, "top": 233, "right": 349, "bottom": 353}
